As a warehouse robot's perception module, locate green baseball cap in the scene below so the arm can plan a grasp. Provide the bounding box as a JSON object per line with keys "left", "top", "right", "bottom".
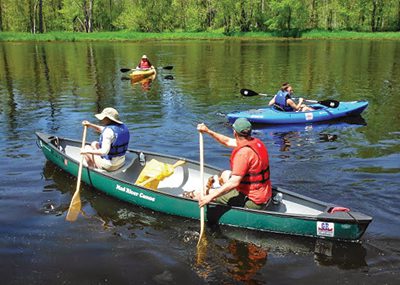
{"left": 232, "top": 118, "right": 252, "bottom": 136}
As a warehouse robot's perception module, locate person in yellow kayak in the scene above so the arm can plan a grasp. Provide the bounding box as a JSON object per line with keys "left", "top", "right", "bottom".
{"left": 136, "top": 55, "right": 154, "bottom": 70}
{"left": 196, "top": 118, "right": 272, "bottom": 210}
{"left": 81, "top": 107, "right": 130, "bottom": 171}
{"left": 268, "top": 82, "right": 314, "bottom": 112}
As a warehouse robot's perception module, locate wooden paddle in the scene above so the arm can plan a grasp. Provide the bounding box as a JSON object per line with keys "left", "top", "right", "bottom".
{"left": 120, "top": 65, "right": 174, "bottom": 73}
{"left": 66, "top": 125, "right": 87, "bottom": 222}
{"left": 197, "top": 132, "right": 205, "bottom": 246}
{"left": 240, "top": 88, "right": 340, "bottom": 108}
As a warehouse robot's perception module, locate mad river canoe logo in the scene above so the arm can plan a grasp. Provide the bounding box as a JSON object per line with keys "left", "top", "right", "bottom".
{"left": 116, "top": 184, "right": 156, "bottom": 202}
{"left": 317, "top": 221, "right": 335, "bottom": 237}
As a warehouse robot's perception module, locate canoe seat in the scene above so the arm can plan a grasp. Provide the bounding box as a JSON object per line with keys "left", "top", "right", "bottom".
{"left": 110, "top": 151, "right": 138, "bottom": 174}
{"left": 64, "top": 145, "right": 138, "bottom": 175}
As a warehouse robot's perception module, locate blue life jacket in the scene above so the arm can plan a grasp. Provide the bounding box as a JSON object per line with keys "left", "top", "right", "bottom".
{"left": 99, "top": 124, "right": 130, "bottom": 160}
{"left": 275, "top": 90, "right": 293, "bottom": 111}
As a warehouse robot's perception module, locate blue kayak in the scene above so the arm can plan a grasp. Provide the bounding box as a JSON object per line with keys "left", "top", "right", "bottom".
{"left": 227, "top": 101, "right": 368, "bottom": 124}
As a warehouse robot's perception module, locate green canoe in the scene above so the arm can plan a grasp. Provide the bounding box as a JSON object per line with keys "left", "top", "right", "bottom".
{"left": 36, "top": 132, "right": 372, "bottom": 241}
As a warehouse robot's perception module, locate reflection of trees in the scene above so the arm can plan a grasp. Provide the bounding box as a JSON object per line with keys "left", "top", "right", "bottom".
{"left": 39, "top": 44, "right": 61, "bottom": 132}
{"left": 1, "top": 44, "right": 17, "bottom": 135}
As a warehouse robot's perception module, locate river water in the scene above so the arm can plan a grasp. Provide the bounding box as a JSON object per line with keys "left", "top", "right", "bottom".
{"left": 0, "top": 39, "right": 399, "bottom": 284}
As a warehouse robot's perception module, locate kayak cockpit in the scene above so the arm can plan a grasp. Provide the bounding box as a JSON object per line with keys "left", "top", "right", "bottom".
{"left": 272, "top": 104, "right": 325, "bottom": 112}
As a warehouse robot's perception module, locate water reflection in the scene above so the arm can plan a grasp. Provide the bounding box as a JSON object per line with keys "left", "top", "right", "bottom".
{"left": 225, "top": 240, "right": 268, "bottom": 283}
{"left": 131, "top": 74, "right": 156, "bottom": 91}
{"left": 221, "top": 228, "right": 368, "bottom": 270}
{"left": 2, "top": 40, "right": 400, "bottom": 283}
{"left": 253, "top": 116, "right": 367, "bottom": 154}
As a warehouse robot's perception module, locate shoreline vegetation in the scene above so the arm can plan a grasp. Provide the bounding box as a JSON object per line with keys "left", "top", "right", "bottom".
{"left": 1, "top": 30, "right": 400, "bottom": 42}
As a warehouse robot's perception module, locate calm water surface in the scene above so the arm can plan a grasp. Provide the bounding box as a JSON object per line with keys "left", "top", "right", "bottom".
{"left": 0, "top": 40, "right": 399, "bottom": 284}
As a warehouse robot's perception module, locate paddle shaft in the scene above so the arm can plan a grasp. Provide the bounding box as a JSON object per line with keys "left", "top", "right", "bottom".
{"left": 120, "top": 65, "right": 173, "bottom": 73}
{"left": 66, "top": 125, "right": 87, "bottom": 222}
{"left": 198, "top": 132, "right": 205, "bottom": 246}
{"left": 241, "top": 89, "right": 339, "bottom": 108}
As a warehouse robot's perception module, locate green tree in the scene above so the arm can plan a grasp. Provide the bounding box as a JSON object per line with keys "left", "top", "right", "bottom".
{"left": 266, "top": 0, "right": 309, "bottom": 34}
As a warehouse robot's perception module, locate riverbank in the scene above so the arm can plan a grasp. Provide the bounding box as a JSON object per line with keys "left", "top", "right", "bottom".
{"left": 1, "top": 30, "right": 399, "bottom": 42}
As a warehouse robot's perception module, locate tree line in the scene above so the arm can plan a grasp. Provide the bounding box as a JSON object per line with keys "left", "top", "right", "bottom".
{"left": 0, "top": 0, "right": 399, "bottom": 34}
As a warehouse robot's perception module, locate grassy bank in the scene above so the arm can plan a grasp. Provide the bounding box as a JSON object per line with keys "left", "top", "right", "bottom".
{"left": 1, "top": 30, "right": 399, "bottom": 42}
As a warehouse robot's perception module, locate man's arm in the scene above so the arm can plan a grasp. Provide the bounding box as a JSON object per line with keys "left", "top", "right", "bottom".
{"left": 197, "top": 123, "right": 237, "bottom": 148}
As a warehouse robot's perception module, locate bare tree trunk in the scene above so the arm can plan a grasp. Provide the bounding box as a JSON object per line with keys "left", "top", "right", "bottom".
{"left": 327, "top": 9, "right": 333, "bottom": 31}
{"left": 0, "top": 0, "right": 3, "bottom": 32}
{"left": 38, "top": 0, "right": 43, "bottom": 33}
{"left": 109, "top": 0, "right": 112, "bottom": 30}
{"left": 89, "top": 0, "right": 93, "bottom": 32}
{"left": 371, "top": 0, "right": 377, "bottom": 32}
{"left": 398, "top": 0, "right": 400, "bottom": 31}
{"left": 310, "top": 0, "right": 318, "bottom": 29}
{"left": 83, "top": 0, "right": 94, "bottom": 32}
{"left": 29, "top": 0, "right": 36, "bottom": 33}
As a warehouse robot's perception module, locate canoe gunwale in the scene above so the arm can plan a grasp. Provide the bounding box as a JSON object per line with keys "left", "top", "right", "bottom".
{"left": 36, "top": 132, "right": 372, "bottom": 241}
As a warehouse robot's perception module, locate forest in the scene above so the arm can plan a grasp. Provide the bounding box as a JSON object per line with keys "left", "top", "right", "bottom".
{"left": 0, "top": 0, "right": 399, "bottom": 35}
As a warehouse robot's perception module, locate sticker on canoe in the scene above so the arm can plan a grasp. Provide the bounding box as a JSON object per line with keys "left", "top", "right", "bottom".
{"left": 116, "top": 184, "right": 155, "bottom": 202}
{"left": 305, "top": 112, "right": 314, "bottom": 121}
{"left": 317, "top": 221, "right": 335, "bottom": 237}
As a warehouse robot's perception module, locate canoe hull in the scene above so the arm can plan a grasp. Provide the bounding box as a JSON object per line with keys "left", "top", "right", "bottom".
{"left": 36, "top": 132, "right": 372, "bottom": 241}
{"left": 129, "top": 68, "right": 156, "bottom": 83}
{"left": 227, "top": 101, "right": 368, "bottom": 124}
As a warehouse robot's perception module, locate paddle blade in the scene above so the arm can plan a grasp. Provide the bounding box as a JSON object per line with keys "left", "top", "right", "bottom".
{"left": 162, "top": 65, "right": 173, "bottom": 70}
{"left": 120, "top": 68, "right": 132, "bottom": 73}
{"left": 164, "top": 75, "right": 174, "bottom": 80}
{"left": 319, "top": 99, "right": 340, "bottom": 108}
{"left": 66, "top": 192, "right": 81, "bottom": 222}
{"left": 240, "top": 89, "right": 259, "bottom": 97}
{"left": 196, "top": 231, "right": 208, "bottom": 264}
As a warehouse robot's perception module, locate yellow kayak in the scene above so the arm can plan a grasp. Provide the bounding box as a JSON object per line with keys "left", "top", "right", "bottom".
{"left": 129, "top": 68, "right": 156, "bottom": 82}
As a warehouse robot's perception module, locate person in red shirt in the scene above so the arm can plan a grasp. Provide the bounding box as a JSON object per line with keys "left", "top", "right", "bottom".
{"left": 196, "top": 118, "right": 272, "bottom": 209}
{"left": 136, "top": 55, "right": 154, "bottom": 69}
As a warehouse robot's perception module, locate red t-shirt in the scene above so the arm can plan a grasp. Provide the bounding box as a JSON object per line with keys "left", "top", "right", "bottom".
{"left": 231, "top": 147, "right": 271, "bottom": 204}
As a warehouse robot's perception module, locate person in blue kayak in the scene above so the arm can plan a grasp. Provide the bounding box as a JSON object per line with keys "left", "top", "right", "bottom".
{"left": 136, "top": 55, "right": 154, "bottom": 70}
{"left": 81, "top": 107, "right": 130, "bottom": 171}
{"left": 268, "top": 82, "right": 314, "bottom": 112}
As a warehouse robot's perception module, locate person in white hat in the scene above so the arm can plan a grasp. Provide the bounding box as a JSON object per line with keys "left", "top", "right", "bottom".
{"left": 136, "top": 54, "right": 154, "bottom": 70}
{"left": 81, "top": 107, "right": 130, "bottom": 171}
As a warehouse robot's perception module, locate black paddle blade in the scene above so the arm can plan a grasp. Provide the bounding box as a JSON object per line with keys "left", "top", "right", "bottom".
{"left": 164, "top": 75, "right": 174, "bottom": 80}
{"left": 318, "top": 99, "right": 340, "bottom": 108}
{"left": 162, "top": 66, "right": 173, "bottom": 70}
{"left": 240, "top": 89, "right": 259, "bottom": 96}
{"left": 120, "top": 68, "right": 132, "bottom": 73}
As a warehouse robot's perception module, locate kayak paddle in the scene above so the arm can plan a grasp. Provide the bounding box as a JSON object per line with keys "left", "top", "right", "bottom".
{"left": 240, "top": 88, "right": 340, "bottom": 108}
{"left": 120, "top": 65, "right": 173, "bottom": 73}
